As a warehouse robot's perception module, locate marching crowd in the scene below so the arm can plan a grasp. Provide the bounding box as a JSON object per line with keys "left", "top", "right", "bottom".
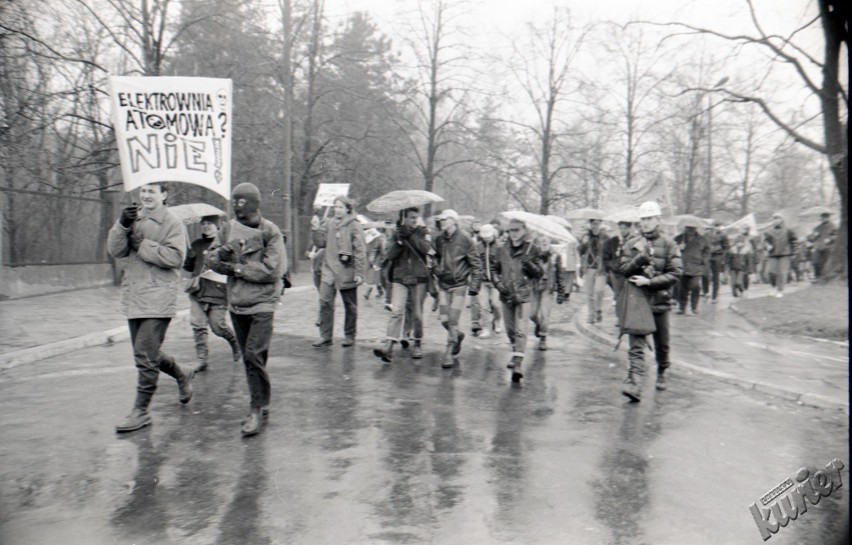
{"left": 106, "top": 181, "right": 837, "bottom": 437}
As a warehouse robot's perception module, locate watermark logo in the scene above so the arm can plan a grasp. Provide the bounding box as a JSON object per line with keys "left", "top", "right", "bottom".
{"left": 749, "top": 458, "right": 844, "bottom": 541}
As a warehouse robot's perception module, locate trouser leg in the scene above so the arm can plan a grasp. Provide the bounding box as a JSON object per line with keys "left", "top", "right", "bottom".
{"left": 627, "top": 334, "right": 646, "bottom": 378}
{"left": 189, "top": 299, "right": 209, "bottom": 364}
{"left": 677, "top": 275, "right": 689, "bottom": 310}
{"left": 130, "top": 318, "right": 171, "bottom": 409}
{"left": 652, "top": 312, "right": 670, "bottom": 374}
{"left": 688, "top": 276, "right": 701, "bottom": 310}
{"left": 386, "top": 283, "right": 409, "bottom": 341}
{"left": 711, "top": 258, "right": 722, "bottom": 299}
{"left": 208, "top": 305, "right": 238, "bottom": 346}
{"left": 232, "top": 312, "right": 273, "bottom": 409}
{"left": 318, "top": 282, "right": 336, "bottom": 340}
{"left": 470, "top": 291, "right": 482, "bottom": 331}
{"left": 409, "top": 283, "right": 426, "bottom": 340}
{"left": 340, "top": 287, "right": 358, "bottom": 338}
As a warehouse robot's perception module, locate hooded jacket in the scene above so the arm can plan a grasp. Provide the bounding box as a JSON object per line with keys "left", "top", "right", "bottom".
{"left": 312, "top": 213, "right": 367, "bottom": 290}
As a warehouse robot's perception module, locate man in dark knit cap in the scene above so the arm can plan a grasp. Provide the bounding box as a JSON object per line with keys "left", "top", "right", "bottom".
{"left": 206, "top": 183, "right": 286, "bottom": 437}
{"left": 183, "top": 214, "right": 242, "bottom": 372}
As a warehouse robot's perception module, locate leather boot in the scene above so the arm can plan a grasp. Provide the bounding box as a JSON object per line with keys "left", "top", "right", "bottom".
{"left": 116, "top": 408, "right": 152, "bottom": 433}
{"left": 411, "top": 340, "right": 423, "bottom": 359}
{"left": 177, "top": 365, "right": 195, "bottom": 404}
{"left": 622, "top": 374, "right": 641, "bottom": 402}
{"left": 510, "top": 357, "right": 524, "bottom": 382}
{"left": 192, "top": 328, "right": 209, "bottom": 372}
{"left": 373, "top": 340, "right": 394, "bottom": 363}
{"left": 225, "top": 334, "right": 242, "bottom": 362}
{"left": 241, "top": 407, "right": 263, "bottom": 437}
{"left": 451, "top": 331, "right": 465, "bottom": 356}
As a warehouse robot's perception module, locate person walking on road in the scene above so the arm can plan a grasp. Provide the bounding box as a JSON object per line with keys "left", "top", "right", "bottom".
{"left": 674, "top": 225, "right": 709, "bottom": 315}
{"left": 619, "top": 201, "right": 682, "bottom": 402}
{"left": 488, "top": 218, "right": 544, "bottom": 382}
{"left": 373, "top": 207, "right": 432, "bottom": 363}
{"left": 471, "top": 224, "right": 504, "bottom": 339}
{"left": 529, "top": 235, "right": 564, "bottom": 351}
{"left": 432, "top": 209, "right": 482, "bottom": 368}
{"left": 763, "top": 212, "right": 797, "bottom": 298}
{"left": 728, "top": 235, "right": 753, "bottom": 297}
{"left": 108, "top": 182, "right": 193, "bottom": 433}
{"left": 602, "top": 221, "right": 633, "bottom": 318}
{"left": 311, "top": 196, "right": 366, "bottom": 347}
{"left": 808, "top": 212, "right": 836, "bottom": 280}
{"left": 362, "top": 227, "right": 386, "bottom": 300}
{"left": 707, "top": 221, "right": 730, "bottom": 304}
{"left": 183, "top": 215, "right": 241, "bottom": 372}
{"left": 578, "top": 215, "right": 609, "bottom": 323}
{"left": 206, "top": 182, "right": 286, "bottom": 437}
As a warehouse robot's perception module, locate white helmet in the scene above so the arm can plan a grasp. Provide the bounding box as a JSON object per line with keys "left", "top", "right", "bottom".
{"left": 638, "top": 201, "right": 662, "bottom": 218}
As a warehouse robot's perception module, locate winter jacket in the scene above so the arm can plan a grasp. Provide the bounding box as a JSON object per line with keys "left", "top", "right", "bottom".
{"left": 727, "top": 245, "right": 753, "bottom": 272}
{"left": 674, "top": 231, "right": 711, "bottom": 277}
{"left": 708, "top": 230, "right": 730, "bottom": 259}
{"left": 619, "top": 229, "right": 682, "bottom": 313}
{"left": 602, "top": 235, "right": 627, "bottom": 275}
{"left": 764, "top": 225, "right": 797, "bottom": 258}
{"left": 206, "top": 217, "right": 286, "bottom": 314}
{"left": 184, "top": 236, "right": 228, "bottom": 305}
{"left": 533, "top": 248, "right": 565, "bottom": 293}
{"left": 489, "top": 238, "right": 544, "bottom": 304}
{"left": 107, "top": 205, "right": 187, "bottom": 319}
{"left": 579, "top": 230, "right": 608, "bottom": 271}
{"left": 432, "top": 228, "right": 482, "bottom": 292}
{"left": 384, "top": 225, "right": 432, "bottom": 285}
{"left": 809, "top": 220, "right": 836, "bottom": 251}
{"left": 312, "top": 214, "right": 366, "bottom": 290}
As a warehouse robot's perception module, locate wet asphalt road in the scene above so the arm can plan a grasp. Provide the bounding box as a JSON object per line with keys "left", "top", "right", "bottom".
{"left": 0, "top": 290, "right": 848, "bottom": 545}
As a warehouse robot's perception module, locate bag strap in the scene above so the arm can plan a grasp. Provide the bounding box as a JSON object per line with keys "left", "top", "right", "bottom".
{"left": 402, "top": 237, "right": 430, "bottom": 271}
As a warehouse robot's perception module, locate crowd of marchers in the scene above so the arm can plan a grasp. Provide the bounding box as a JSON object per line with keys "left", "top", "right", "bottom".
{"left": 105, "top": 182, "right": 837, "bottom": 437}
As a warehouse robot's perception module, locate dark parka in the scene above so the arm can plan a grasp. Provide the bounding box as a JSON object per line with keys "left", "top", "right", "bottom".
{"left": 488, "top": 238, "right": 544, "bottom": 304}
{"left": 619, "top": 229, "right": 682, "bottom": 313}
{"left": 674, "top": 230, "right": 711, "bottom": 277}
{"left": 385, "top": 226, "right": 432, "bottom": 285}
{"left": 184, "top": 236, "right": 228, "bottom": 305}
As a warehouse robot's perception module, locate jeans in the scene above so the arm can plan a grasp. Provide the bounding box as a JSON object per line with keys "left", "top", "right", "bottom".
{"left": 627, "top": 311, "right": 671, "bottom": 378}
{"left": 189, "top": 298, "right": 237, "bottom": 363}
{"left": 438, "top": 285, "right": 467, "bottom": 346}
{"left": 529, "top": 288, "right": 552, "bottom": 337}
{"left": 386, "top": 282, "right": 426, "bottom": 341}
{"left": 470, "top": 282, "right": 502, "bottom": 331}
{"left": 678, "top": 275, "right": 702, "bottom": 311}
{"left": 128, "top": 318, "right": 183, "bottom": 409}
{"left": 585, "top": 269, "right": 607, "bottom": 321}
{"left": 230, "top": 312, "right": 273, "bottom": 409}
{"left": 501, "top": 301, "right": 528, "bottom": 358}
{"left": 318, "top": 282, "right": 358, "bottom": 340}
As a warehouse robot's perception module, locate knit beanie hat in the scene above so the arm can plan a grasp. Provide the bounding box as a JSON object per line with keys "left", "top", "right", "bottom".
{"left": 232, "top": 183, "right": 261, "bottom": 206}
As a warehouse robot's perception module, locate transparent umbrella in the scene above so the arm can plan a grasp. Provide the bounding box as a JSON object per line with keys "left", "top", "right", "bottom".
{"left": 169, "top": 203, "right": 227, "bottom": 225}
{"left": 366, "top": 190, "right": 444, "bottom": 214}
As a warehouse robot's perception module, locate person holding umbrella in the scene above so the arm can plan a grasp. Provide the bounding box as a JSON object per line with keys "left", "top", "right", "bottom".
{"left": 432, "top": 209, "right": 482, "bottom": 368}
{"left": 311, "top": 196, "right": 366, "bottom": 347}
{"left": 373, "top": 207, "right": 432, "bottom": 362}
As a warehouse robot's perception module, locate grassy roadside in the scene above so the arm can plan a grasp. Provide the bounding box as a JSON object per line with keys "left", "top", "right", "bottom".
{"left": 733, "top": 283, "right": 848, "bottom": 341}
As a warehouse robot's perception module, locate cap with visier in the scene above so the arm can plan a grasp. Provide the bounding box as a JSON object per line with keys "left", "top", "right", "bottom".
{"left": 637, "top": 201, "right": 662, "bottom": 218}
{"left": 479, "top": 223, "right": 497, "bottom": 240}
{"left": 436, "top": 209, "right": 459, "bottom": 222}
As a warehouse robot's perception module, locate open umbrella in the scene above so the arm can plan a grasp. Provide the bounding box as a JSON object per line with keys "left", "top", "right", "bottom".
{"left": 169, "top": 203, "right": 227, "bottom": 225}
{"left": 564, "top": 207, "right": 605, "bottom": 221}
{"left": 544, "top": 215, "right": 573, "bottom": 230}
{"left": 603, "top": 207, "right": 640, "bottom": 224}
{"left": 366, "top": 190, "right": 444, "bottom": 214}
{"left": 672, "top": 214, "right": 707, "bottom": 229}
{"left": 798, "top": 205, "right": 832, "bottom": 219}
{"left": 500, "top": 210, "right": 576, "bottom": 244}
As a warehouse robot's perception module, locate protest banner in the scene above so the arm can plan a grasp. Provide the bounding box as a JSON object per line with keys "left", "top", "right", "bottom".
{"left": 109, "top": 76, "right": 233, "bottom": 200}
{"left": 313, "top": 183, "right": 351, "bottom": 207}
{"left": 605, "top": 177, "right": 673, "bottom": 217}
{"left": 723, "top": 213, "right": 759, "bottom": 236}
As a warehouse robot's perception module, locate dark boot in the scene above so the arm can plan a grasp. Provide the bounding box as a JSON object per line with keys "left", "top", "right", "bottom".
{"left": 241, "top": 407, "right": 263, "bottom": 437}
{"left": 160, "top": 357, "right": 194, "bottom": 404}
{"left": 621, "top": 374, "right": 641, "bottom": 402}
{"left": 441, "top": 344, "right": 455, "bottom": 368}
{"left": 411, "top": 340, "right": 423, "bottom": 359}
{"left": 225, "top": 333, "right": 242, "bottom": 362}
{"left": 373, "top": 340, "right": 394, "bottom": 363}
{"left": 451, "top": 331, "right": 465, "bottom": 356}
{"left": 192, "top": 328, "right": 209, "bottom": 372}
{"left": 511, "top": 357, "right": 524, "bottom": 382}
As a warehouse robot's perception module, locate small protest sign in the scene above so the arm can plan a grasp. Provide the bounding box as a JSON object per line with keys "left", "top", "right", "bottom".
{"left": 313, "top": 183, "right": 350, "bottom": 207}
{"left": 109, "top": 76, "right": 233, "bottom": 200}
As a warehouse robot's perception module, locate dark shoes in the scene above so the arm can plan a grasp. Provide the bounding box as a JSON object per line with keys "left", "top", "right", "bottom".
{"left": 511, "top": 358, "right": 524, "bottom": 382}
{"left": 178, "top": 365, "right": 195, "bottom": 404}
{"left": 656, "top": 373, "right": 668, "bottom": 391}
{"left": 451, "top": 332, "right": 465, "bottom": 356}
{"left": 116, "top": 408, "right": 151, "bottom": 433}
{"left": 312, "top": 338, "right": 333, "bottom": 348}
{"left": 241, "top": 408, "right": 263, "bottom": 437}
{"left": 341, "top": 337, "right": 356, "bottom": 347}
{"left": 400, "top": 339, "right": 410, "bottom": 349}
{"left": 622, "top": 377, "right": 641, "bottom": 402}
{"left": 373, "top": 340, "right": 394, "bottom": 363}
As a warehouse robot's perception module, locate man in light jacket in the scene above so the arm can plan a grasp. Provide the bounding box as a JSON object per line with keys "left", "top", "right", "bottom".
{"left": 206, "top": 182, "right": 286, "bottom": 437}
{"left": 108, "top": 182, "right": 192, "bottom": 433}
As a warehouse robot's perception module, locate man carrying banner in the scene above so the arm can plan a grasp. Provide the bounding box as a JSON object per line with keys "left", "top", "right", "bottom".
{"left": 206, "top": 183, "right": 286, "bottom": 437}
{"left": 108, "top": 182, "right": 193, "bottom": 433}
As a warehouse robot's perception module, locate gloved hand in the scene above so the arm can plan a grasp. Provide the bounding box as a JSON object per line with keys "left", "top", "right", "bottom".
{"left": 397, "top": 224, "right": 412, "bottom": 239}
{"left": 218, "top": 244, "right": 236, "bottom": 263}
{"left": 119, "top": 205, "right": 139, "bottom": 228}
